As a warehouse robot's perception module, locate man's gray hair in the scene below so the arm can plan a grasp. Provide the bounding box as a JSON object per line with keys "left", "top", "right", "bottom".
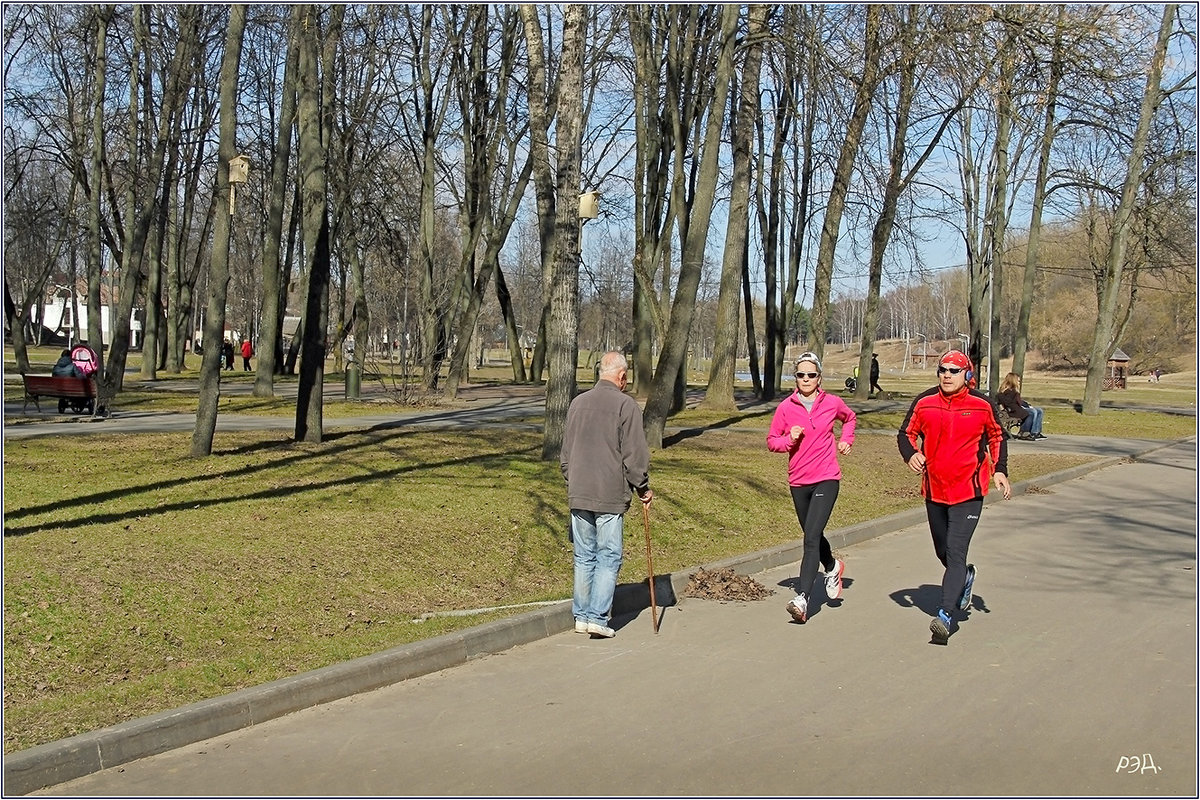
{"left": 599, "top": 351, "right": 628, "bottom": 377}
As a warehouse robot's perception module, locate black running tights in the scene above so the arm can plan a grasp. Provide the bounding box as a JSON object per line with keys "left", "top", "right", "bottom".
{"left": 924, "top": 498, "right": 983, "bottom": 614}
{"left": 789, "top": 480, "right": 840, "bottom": 598}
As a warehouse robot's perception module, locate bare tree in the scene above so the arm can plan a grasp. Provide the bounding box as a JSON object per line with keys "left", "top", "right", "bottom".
{"left": 807, "top": 4, "right": 884, "bottom": 361}
{"left": 292, "top": 4, "right": 342, "bottom": 442}
{"left": 1081, "top": 4, "right": 1179, "bottom": 413}
{"left": 641, "top": 4, "right": 740, "bottom": 449}
{"left": 253, "top": 13, "right": 299, "bottom": 396}
{"left": 536, "top": 4, "right": 588, "bottom": 461}
{"left": 704, "top": 4, "right": 768, "bottom": 411}
{"left": 190, "top": 4, "right": 246, "bottom": 456}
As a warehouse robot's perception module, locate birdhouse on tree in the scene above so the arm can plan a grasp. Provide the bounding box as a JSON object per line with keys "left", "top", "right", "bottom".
{"left": 228, "top": 154, "right": 250, "bottom": 214}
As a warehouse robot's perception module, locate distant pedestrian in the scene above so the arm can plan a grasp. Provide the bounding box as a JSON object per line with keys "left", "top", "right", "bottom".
{"left": 560, "top": 350, "right": 653, "bottom": 639}
{"left": 241, "top": 339, "right": 254, "bottom": 371}
{"left": 869, "top": 353, "right": 883, "bottom": 396}
{"left": 222, "top": 341, "right": 234, "bottom": 371}
{"left": 897, "top": 350, "right": 1010, "bottom": 645}
{"left": 767, "top": 352, "right": 856, "bottom": 624}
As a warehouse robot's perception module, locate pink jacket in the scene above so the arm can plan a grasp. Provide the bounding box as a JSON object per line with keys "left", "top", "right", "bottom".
{"left": 767, "top": 388, "right": 857, "bottom": 486}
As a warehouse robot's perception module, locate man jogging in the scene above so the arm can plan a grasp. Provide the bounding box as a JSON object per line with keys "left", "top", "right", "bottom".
{"left": 897, "top": 350, "right": 1011, "bottom": 645}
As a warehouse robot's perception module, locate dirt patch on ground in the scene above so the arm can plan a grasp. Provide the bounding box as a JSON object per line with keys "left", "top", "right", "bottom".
{"left": 683, "top": 567, "right": 774, "bottom": 601}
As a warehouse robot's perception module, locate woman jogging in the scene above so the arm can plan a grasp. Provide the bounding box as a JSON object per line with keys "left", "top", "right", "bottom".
{"left": 767, "top": 352, "right": 856, "bottom": 624}
{"left": 897, "top": 350, "right": 1011, "bottom": 645}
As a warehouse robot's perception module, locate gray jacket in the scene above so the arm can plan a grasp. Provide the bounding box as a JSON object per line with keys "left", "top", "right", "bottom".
{"left": 560, "top": 380, "right": 650, "bottom": 514}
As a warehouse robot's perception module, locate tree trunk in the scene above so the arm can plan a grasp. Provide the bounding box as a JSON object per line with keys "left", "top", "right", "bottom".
{"left": 806, "top": 5, "right": 882, "bottom": 361}
{"left": 540, "top": 4, "right": 588, "bottom": 461}
{"left": 642, "top": 4, "right": 739, "bottom": 449}
{"left": 190, "top": 5, "right": 246, "bottom": 456}
{"left": 84, "top": 5, "right": 111, "bottom": 377}
{"left": 294, "top": 4, "right": 340, "bottom": 442}
{"left": 254, "top": 32, "right": 299, "bottom": 397}
{"left": 1013, "top": 6, "right": 1065, "bottom": 379}
{"left": 704, "top": 4, "right": 766, "bottom": 411}
{"left": 1082, "top": 4, "right": 1174, "bottom": 413}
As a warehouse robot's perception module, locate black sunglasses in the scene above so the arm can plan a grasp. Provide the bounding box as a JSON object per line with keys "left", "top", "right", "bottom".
{"left": 937, "top": 366, "right": 964, "bottom": 375}
{"left": 795, "top": 371, "right": 820, "bottom": 379}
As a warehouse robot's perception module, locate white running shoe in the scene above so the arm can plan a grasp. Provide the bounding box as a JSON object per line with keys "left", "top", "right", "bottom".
{"left": 786, "top": 595, "right": 808, "bottom": 624}
{"left": 574, "top": 619, "right": 588, "bottom": 634}
{"left": 824, "top": 559, "right": 845, "bottom": 600}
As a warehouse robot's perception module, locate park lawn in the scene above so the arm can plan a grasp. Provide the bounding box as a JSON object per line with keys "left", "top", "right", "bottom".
{"left": 2, "top": 426, "right": 1098, "bottom": 754}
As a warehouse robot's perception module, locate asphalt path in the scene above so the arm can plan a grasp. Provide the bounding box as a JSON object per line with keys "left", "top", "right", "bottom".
{"left": 22, "top": 437, "right": 1199, "bottom": 797}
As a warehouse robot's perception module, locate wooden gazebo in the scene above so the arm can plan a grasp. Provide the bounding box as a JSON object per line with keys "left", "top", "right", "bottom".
{"left": 1104, "top": 347, "right": 1130, "bottom": 390}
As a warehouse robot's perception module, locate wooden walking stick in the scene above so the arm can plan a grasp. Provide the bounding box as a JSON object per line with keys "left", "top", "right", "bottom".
{"left": 642, "top": 501, "right": 659, "bottom": 633}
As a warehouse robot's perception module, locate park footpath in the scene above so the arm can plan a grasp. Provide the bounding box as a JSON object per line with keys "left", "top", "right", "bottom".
{"left": 2, "top": 389, "right": 1197, "bottom": 796}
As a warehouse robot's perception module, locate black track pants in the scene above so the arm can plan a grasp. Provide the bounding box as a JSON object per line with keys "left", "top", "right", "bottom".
{"left": 924, "top": 497, "right": 983, "bottom": 614}
{"left": 789, "top": 480, "right": 840, "bottom": 598}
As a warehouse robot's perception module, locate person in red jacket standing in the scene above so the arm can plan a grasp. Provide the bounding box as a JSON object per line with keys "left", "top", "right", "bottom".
{"left": 240, "top": 339, "right": 254, "bottom": 371}
{"left": 768, "top": 352, "right": 856, "bottom": 625}
{"left": 897, "top": 350, "right": 1011, "bottom": 645}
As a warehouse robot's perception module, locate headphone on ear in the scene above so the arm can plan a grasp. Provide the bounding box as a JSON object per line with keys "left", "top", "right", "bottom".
{"left": 965, "top": 368, "right": 974, "bottom": 383}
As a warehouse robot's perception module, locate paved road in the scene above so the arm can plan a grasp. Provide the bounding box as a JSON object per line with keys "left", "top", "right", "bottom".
{"left": 24, "top": 439, "right": 1197, "bottom": 797}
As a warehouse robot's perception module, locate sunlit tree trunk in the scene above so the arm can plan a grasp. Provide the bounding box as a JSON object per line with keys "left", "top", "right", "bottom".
{"left": 1082, "top": 4, "right": 1174, "bottom": 413}
{"left": 254, "top": 32, "right": 299, "bottom": 397}
{"left": 1012, "top": 5, "right": 1066, "bottom": 379}
{"left": 807, "top": 4, "right": 882, "bottom": 361}
{"left": 705, "top": 4, "right": 767, "bottom": 411}
{"left": 191, "top": 4, "right": 246, "bottom": 456}
{"left": 642, "top": 4, "right": 739, "bottom": 449}
{"left": 540, "top": 4, "right": 587, "bottom": 461}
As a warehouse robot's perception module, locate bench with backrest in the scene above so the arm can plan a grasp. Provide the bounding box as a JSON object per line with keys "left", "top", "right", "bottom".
{"left": 21, "top": 374, "right": 98, "bottom": 415}
{"left": 995, "top": 403, "right": 1024, "bottom": 438}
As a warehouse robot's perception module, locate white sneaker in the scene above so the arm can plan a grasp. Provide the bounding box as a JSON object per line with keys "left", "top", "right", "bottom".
{"left": 574, "top": 619, "right": 588, "bottom": 634}
{"left": 824, "top": 559, "right": 845, "bottom": 600}
{"left": 586, "top": 622, "right": 615, "bottom": 638}
{"left": 786, "top": 595, "right": 808, "bottom": 624}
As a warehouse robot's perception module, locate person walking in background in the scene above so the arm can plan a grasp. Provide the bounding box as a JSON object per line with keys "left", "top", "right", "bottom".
{"left": 869, "top": 353, "right": 883, "bottom": 396}
{"left": 241, "top": 339, "right": 254, "bottom": 372}
{"left": 222, "top": 340, "right": 234, "bottom": 371}
{"left": 560, "top": 350, "right": 653, "bottom": 639}
{"left": 997, "top": 372, "right": 1046, "bottom": 440}
{"left": 897, "top": 350, "right": 1011, "bottom": 645}
{"left": 768, "top": 352, "right": 856, "bottom": 624}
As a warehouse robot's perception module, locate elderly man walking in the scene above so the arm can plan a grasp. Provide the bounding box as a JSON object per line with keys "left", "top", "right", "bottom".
{"left": 560, "top": 350, "right": 654, "bottom": 638}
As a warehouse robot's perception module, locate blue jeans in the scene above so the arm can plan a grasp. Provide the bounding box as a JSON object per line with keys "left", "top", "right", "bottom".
{"left": 1019, "top": 404, "right": 1044, "bottom": 435}
{"left": 571, "top": 510, "right": 625, "bottom": 625}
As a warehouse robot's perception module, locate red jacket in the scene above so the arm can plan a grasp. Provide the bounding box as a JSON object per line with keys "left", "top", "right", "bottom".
{"left": 897, "top": 385, "right": 1008, "bottom": 504}
{"left": 241, "top": 340, "right": 253, "bottom": 358}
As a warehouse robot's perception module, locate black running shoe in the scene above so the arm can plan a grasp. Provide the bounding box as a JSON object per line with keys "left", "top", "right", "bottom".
{"left": 930, "top": 609, "right": 952, "bottom": 645}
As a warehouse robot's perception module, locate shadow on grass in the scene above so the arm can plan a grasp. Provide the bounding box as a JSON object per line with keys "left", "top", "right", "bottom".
{"left": 3, "top": 428, "right": 543, "bottom": 536}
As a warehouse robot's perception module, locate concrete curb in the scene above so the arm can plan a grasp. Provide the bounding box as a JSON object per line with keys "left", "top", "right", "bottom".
{"left": 3, "top": 443, "right": 1173, "bottom": 795}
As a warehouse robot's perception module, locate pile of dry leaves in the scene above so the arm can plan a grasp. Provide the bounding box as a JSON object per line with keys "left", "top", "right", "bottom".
{"left": 683, "top": 566, "right": 774, "bottom": 601}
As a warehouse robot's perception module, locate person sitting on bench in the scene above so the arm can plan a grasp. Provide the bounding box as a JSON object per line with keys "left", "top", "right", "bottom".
{"left": 52, "top": 349, "right": 83, "bottom": 378}
{"left": 997, "top": 372, "right": 1046, "bottom": 441}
